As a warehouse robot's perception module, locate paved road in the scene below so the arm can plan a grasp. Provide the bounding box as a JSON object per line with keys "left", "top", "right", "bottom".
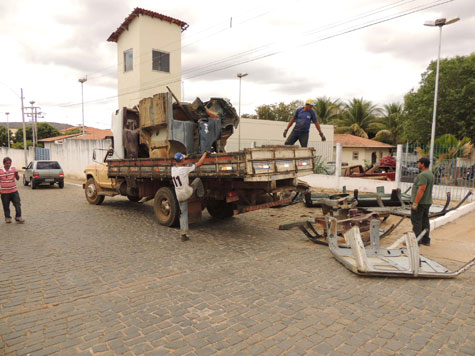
{"left": 1, "top": 183, "right": 474, "bottom": 356}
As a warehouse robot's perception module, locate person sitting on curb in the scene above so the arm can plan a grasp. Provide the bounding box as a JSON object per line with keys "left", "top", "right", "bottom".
{"left": 171, "top": 151, "right": 208, "bottom": 241}
{"left": 1, "top": 157, "right": 25, "bottom": 224}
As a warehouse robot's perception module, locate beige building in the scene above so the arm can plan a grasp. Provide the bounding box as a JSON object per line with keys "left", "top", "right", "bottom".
{"left": 107, "top": 8, "right": 188, "bottom": 109}
{"left": 333, "top": 134, "right": 395, "bottom": 167}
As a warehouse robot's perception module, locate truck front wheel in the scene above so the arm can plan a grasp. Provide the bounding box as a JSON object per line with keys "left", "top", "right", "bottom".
{"left": 154, "top": 187, "right": 179, "bottom": 227}
{"left": 206, "top": 199, "right": 235, "bottom": 219}
{"left": 85, "top": 178, "right": 105, "bottom": 205}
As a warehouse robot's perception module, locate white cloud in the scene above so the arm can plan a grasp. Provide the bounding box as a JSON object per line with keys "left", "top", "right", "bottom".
{"left": 1, "top": 0, "right": 473, "bottom": 128}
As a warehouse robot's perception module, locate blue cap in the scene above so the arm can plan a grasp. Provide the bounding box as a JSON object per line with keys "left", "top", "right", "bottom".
{"left": 174, "top": 153, "right": 184, "bottom": 162}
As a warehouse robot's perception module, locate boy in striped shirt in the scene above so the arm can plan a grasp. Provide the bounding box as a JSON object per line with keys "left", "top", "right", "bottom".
{"left": 1, "top": 157, "right": 24, "bottom": 223}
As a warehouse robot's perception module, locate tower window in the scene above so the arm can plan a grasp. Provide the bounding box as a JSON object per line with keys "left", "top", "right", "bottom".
{"left": 152, "top": 50, "right": 170, "bottom": 72}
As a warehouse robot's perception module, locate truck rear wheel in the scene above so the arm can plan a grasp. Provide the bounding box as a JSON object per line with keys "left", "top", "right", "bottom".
{"left": 207, "top": 199, "right": 235, "bottom": 219}
{"left": 85, "top": 178, "right": 105, "bottom": 205}
{"left": 154, "top": 187, "right": 179, "bottom": 227}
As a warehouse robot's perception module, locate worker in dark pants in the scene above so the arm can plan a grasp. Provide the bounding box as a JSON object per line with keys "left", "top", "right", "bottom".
{"left": 171, "top": 151, "right": 207, "bottom": 241}
{"left": 283, "top": 99, "right": 326, "bottom": 147}
{"left": 411, "top": 157, "right": 434, "bottom": 246}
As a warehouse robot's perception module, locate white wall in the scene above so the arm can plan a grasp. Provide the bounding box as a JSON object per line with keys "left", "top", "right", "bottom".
{"left": 225, "top": 118, "right": 334, "bottom": 162}
{"left": 44, "top": 139, "right": 112, "bottom": 180}
{"left": 0, "top": 147, "right": 34, "bottom": 169}
{"left": 117, "top": 14, "right": 182, "bottom": 108}
{"left": 300, "top": 174, "right": 474, "bottom": 202}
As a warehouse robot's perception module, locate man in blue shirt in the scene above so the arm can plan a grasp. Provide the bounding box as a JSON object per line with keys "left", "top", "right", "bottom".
{"left": 283, "top": 99, "right": 326, "bottom": 147}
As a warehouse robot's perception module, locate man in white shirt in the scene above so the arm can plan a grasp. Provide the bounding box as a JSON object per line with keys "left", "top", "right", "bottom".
{"left": 171, "top": 151, "right": 207, "bottom": 241}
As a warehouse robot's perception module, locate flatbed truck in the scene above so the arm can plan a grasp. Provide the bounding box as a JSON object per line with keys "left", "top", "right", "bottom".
{"left": 84, "top": 146, "right": 315, "bottom": 226}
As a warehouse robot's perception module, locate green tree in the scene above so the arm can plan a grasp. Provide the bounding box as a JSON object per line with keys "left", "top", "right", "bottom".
{"left": 254, "top": 100, "right": 303, "bottom": 121}
{"left": 331, "top": 98, "right": 380, "bottom": 138}
{"left": 370, "top": 102, "right": 404, "bottom": 144}
{"left": 0, "top": 126, "right": 11, "bottom": 147}
{"left": 37, "top": 123, "right": 61, "bottom": 139}
{"left": 14, "top": 126, "right": 33, "bottom": 143}
{"left": 14, "top": 123, "right": 61, "bottom": 143}
{"left": 314, "top": 97, "right": 341, "bottom": 124}
{"left": 403, "top": 54, "right": 475, "bottom": 143}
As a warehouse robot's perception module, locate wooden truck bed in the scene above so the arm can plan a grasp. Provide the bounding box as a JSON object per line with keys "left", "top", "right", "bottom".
{"left": 107, "top": 146, "right": 315, "bottom": 182}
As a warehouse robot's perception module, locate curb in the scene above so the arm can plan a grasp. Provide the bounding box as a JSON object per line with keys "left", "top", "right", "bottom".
{"left": 430, "top": 201, "right": 475, "bottom": 231}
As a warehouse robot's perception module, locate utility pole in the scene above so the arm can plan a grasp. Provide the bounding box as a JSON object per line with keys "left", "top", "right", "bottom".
{"left": 29, "top": 101, "right": 36, "bottom": 149}
{"left": 20, "top": 88, "right": 28, "bottom": 166}
{"left": 79, "top": 77, "right": 87, "bottom": 136}
{"left": 5, "top": 112, "right": 10, "bottom": 149}
{"left": 236, "top": 73, "right": 248, "bottom": 151}
{"left": 26, "top": 102, "right": 42, "bottom": 148}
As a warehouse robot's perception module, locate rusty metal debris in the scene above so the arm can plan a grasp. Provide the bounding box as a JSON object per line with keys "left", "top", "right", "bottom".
{"left": 327, "top": 217, "right": 475, "bottom": 278}
{"left": 279, "top": 208, "right": 404, "bottom": 247}
{"left": 368, "top": 191, "right": 472, "bottom": 218}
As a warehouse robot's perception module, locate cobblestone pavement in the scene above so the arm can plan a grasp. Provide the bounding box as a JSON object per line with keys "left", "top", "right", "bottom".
{"left": 1, "top": 183, "right": 474, "bottom": 356}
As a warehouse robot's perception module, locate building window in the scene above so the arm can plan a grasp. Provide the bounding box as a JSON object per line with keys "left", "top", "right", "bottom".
{"left": 152, "top": 50, "right": 170, "bottom": 72}
{"left": 124, "top": 49, "right": 133, "bottom": 72}
{"left": 352, "top": 152, "right": 359, "bottom": 160}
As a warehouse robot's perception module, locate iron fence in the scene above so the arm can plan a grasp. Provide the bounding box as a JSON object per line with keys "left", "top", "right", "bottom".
{"left": 401, "top": 143, "right": 474, "bottom": 201}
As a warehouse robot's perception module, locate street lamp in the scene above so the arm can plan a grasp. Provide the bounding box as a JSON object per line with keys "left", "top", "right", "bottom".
{"left": 424, "top": 17, "right": 460, "bottom": 169}
{"left": 5, "top": 112, "right": 10, "bottom": 149}
{"left": 236, "top": 72, "right": 248, "bottom": 151}
{"left": 78, "top": 76, "right": 87, "bottom": 136}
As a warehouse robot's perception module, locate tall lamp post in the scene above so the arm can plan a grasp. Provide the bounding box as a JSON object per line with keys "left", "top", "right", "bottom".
{"left": 5, "top": 112, "right": 10, "bottom": 149}
{"left": 78, "top": 77, "right": 87, "bottom": 136}
{"left": 424, "top": 17, "right": 460, "bottom": 169}
{"left": 236, "top": 72, "right": 248, "bottom": 151}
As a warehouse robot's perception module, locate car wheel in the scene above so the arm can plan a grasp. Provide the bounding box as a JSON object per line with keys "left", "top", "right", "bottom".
{"left": 58, "top": 181, "right": 64, "bottom": 189}
{"left": 153, "top": 187, "right": 179, "bottom": 226}
{"left": 23, "top": 175, "right": 29, "bottom": 186}
{"left": 31, "top": 179, "right": 37, "bottom": 189}
{"left": 85, "top": 178, "right": 104, "bottom": 205}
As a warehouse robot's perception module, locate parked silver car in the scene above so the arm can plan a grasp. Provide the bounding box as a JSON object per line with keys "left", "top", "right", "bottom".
{"left": 23, "top": 160, "right": 64, "bottom": 189}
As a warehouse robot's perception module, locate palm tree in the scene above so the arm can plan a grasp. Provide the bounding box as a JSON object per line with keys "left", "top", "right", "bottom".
{"left": 331, "top": 98, "right": 379, "bottom": 138}
{"left": 369, "top": 102, "right": 403, "bottom": 144}
{"left": 314, "top": 97, "right": 341, "bottom": 124}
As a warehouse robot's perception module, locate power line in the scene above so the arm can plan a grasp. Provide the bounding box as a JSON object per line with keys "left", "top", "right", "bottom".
{"left": 54, "top": 0, "right": 451, "bottom": 108}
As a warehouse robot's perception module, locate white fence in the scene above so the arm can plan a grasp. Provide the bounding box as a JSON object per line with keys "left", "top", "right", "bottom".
{"left": 300, "top": 143, "right": 474, "bottom": 202}
{"left": 1, "top": 139, "right": 111, "bottom": 180}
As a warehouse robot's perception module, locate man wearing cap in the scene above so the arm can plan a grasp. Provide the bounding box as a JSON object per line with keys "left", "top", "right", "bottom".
{"left": 283, "top": 99, "right": 326, "bottom": 147}
{"left": 411, "top": 157, "right": 434, "bottom": 246}
{"left": 171, "top": 151, "right": 207, "bottom": 241}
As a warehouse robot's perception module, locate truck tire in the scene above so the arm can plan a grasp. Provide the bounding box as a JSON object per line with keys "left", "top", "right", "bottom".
{"left": 154, "top": 187, "right": 179, "bottom": 227}
{"left": 127, "top": 195, "right": 141, "bottom": 203}
{"left": 206, "top": 199, "right": 235, "bottom": 219}
{"left": 85, "top": 178, "right": 105, "bottom": 205}
{"left": 58, "top": 180, "right": 64, "bottom": 189}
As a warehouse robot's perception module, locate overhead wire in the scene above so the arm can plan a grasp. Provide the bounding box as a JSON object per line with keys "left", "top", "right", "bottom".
{"left": 55, "top": 0, "right": 451, "bottom": 108}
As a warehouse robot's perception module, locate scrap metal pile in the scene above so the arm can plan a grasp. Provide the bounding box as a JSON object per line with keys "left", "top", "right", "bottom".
{"left": 121, "top": 90, "right": 240, "bottom": 159}
{"left": 278, "top": 186, "right": 474, "bottom": 278}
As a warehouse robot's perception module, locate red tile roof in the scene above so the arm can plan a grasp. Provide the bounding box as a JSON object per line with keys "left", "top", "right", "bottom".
{"left": 107, "top": 7, "right": 188, "bottom": 42}
{"left": 334, "top": 134, "right": 395, "bottom": 148}
{"left": 39, "top": 127, "right": 113, "bottom": 142}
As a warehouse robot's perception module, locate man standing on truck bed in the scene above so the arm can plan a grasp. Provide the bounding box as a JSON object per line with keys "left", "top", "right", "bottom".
{"left": 172, "top": 151, "right": 208, "bottom": 241}
{"left": 283, "top": 99, "right": 326, "bottom": 147}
